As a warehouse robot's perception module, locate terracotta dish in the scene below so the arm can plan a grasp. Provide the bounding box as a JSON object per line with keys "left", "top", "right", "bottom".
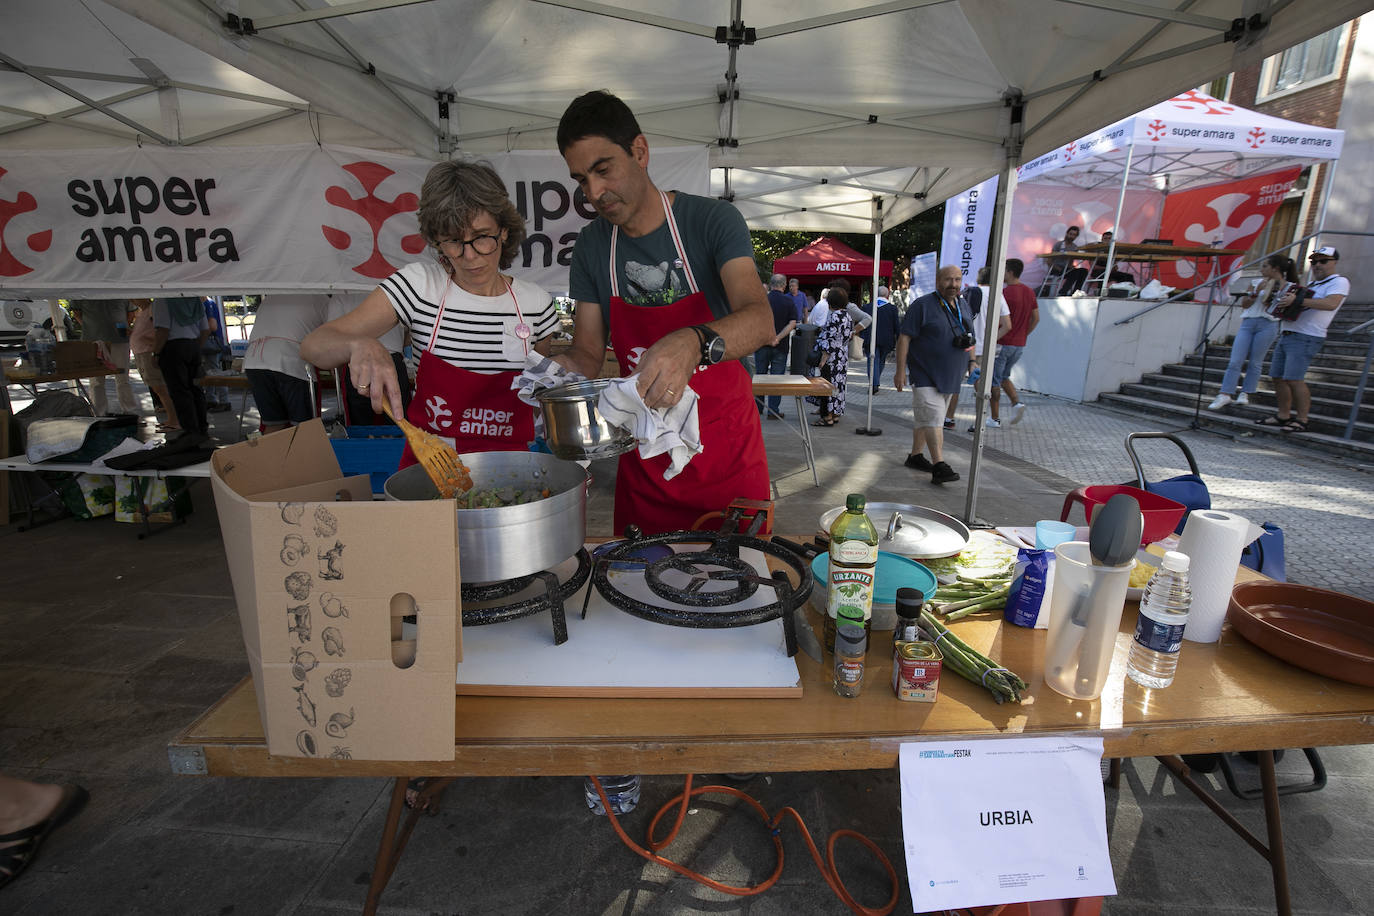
{"left": 1227, "top": 582, "right": 1374, "bottom": 687}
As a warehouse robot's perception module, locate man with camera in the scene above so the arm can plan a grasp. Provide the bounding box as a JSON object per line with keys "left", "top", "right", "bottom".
{"left": 895, "top": 264, "right": 975, "bottom": 484}
{"left": 1257, "top": 246, "right": 1350, "bottom": 434}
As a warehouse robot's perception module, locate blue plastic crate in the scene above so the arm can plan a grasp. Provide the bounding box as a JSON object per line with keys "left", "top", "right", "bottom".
{"left": 330, "top": 427, "right": 404, "bottom": 494}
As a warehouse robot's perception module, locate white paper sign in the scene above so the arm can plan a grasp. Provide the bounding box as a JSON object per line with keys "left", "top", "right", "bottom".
{"left": 900, "top": 736, "right": 1115, "bottom": 911}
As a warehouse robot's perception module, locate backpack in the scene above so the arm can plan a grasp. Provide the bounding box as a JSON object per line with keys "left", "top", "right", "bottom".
{"left": 964, "top": 286, "right": 983, "bottom": 317}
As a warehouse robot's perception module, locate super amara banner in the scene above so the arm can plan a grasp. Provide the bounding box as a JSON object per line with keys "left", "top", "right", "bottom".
{"left": 939, "top": 174, "right": 999, "bottom": 281}
{"left": 0, "top": 144, "right": 708, "bottom": 297}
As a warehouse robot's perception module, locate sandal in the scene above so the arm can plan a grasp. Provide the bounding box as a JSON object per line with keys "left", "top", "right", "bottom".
{"left": 810, "top": 416, "right": 838, "bottom": 427}
{"left": 1281, "top": 419, "right": 1308, "bottom": 433}
{"left": 0, "top": 784, "right": 89, "bottom": 890}
{"left": 1254, "top": 415, "right": 1289, "bottom": 427}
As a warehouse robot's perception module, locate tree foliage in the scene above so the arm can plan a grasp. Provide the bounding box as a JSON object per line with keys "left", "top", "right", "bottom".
{"left": 749, "top": 206, "right": 945, "bottom": 280}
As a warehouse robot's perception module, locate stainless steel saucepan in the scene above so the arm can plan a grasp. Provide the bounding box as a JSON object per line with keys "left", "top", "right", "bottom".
{"left": 536, "top": 378, "right": 636, "bottom": 461}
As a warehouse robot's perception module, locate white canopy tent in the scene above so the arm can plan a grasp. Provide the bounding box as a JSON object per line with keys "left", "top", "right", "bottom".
{"left": 3, "top": 0, "right": 1368, "bottom": 521}
{"left": 1016, "top": 89, "right": 1344, "bottom": 285}
{"left": 3, "top": 0, "right": 1367, "bottom": 234}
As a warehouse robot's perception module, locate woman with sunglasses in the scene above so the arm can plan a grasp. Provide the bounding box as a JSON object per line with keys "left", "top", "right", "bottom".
{"left": 303, "top": 161, "right": 559, "bottom": 465}
{"left": 1206, "top": 254, "right": 1298, "bottom": 411}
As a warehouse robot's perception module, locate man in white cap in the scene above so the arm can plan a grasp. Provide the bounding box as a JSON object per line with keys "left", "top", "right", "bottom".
{"left": 1256, "top": 246, "right": 1349, "bottom": 434}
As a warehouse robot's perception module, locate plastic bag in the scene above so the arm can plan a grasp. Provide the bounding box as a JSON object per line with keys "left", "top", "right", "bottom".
{"left": 1004, "top": 547, "right": 1051, "bottom": 628}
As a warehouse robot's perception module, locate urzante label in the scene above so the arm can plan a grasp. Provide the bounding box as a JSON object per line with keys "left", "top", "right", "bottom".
{"left": 828, "top": 567, "right": 875, "bottom": 623}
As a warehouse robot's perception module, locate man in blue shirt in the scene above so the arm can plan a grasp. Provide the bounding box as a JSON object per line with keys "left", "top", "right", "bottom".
{"left": 756, "top": 273, "right": 799, "bottom": 418}
{"left": 895, "top": 265, "right": 973, "bottom": 484}
{"left": 859, "top": 285, "right": 901, "bottom": 393}
{"left": 787, "top": 277, "right": 809, "bottom": 323}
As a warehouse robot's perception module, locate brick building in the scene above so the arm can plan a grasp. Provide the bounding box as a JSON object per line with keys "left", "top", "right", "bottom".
{"left": 1207, "top": 18, "right": 1361, "bottom": 263}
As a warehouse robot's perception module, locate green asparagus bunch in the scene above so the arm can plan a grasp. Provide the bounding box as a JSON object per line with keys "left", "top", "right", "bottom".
{"left": 933, "top": 575, "right": 1012, "bottom": 621}
{"left": 919, "top": 607, "right": 1029, "bottom": 704}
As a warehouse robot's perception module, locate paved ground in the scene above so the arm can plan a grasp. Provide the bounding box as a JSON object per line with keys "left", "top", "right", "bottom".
{"left": 1, "top": 368, "right": 1371, "bottom": 915}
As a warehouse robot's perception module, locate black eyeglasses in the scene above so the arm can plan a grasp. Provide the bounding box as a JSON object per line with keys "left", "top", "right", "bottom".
{"left": 437, "top": 234, "right": 500, "bottom": 257}
{"left": 1310, "top": 258, "right": 1332, "bottom": 265}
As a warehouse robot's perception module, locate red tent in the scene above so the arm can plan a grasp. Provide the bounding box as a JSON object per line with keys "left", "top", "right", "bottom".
{"left": 771, "top": 237, "right": 892, "bottom": 283}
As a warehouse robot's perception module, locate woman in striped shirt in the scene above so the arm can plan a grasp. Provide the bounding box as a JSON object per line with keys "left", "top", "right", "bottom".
{"left": 303, "top": 161, "right": 559, "bottom": 462}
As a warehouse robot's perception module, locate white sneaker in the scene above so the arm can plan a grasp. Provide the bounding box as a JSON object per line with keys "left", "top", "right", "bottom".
{"left": 1207, "top": 394, "right": 1232, "bottom": 411}
{"left": 1236, "top": 392, "right": 1250, "bottom": 406}
{"left": 1010, "top": 402, "right": 1028, "bottom": 425}
{"left": 985, "top": 417, "right": 1002, "bottom": 429}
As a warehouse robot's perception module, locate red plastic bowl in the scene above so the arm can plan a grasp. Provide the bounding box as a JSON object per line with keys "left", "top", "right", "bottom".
{"left": 1060, "top": 485, "right": 1186, "bottom": 546}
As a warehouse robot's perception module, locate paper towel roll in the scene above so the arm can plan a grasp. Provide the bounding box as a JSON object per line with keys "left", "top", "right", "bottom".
{"left": 1177, "top": 510, "right": 1263, "bottom": 643}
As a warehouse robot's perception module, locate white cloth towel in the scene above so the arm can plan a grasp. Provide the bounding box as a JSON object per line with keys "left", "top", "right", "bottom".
{"left": 597, "top": 375, "right": 702, "bottom": 481}
{"left": 514, "top": 354, "right": 588, "bottom": 437}
{"left": 514, "top": 353, "right": 586, "bottom": 406}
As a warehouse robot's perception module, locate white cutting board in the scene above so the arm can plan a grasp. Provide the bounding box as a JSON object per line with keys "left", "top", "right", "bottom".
{"left": 440, "top": 545, "right": 802, "bottom": 697}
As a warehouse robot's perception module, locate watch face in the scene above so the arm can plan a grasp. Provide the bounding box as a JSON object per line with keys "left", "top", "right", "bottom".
{"left": 707, "top": 335, "right": 726, "bottom": 364}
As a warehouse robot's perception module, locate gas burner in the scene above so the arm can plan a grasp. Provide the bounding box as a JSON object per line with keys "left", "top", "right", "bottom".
{"left": 461, "top": 548, "right": 591, "bottom": 645}
{"left": 587, "top": 531, "right": 813, "bottom": 631}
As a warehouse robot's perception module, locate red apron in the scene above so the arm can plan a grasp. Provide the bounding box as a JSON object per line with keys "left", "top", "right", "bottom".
{"left": 397, "top": 277, "right": 535, "bottom": 468}
{"left": 608, "top": 191, "right": 769, "bottom": 535}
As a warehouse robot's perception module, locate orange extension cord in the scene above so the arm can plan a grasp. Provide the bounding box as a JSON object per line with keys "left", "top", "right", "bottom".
{"left": 590, "top": 774, "right": 899, "bottom": 916}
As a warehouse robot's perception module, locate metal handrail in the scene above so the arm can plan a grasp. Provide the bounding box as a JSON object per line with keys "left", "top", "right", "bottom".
{"left": 1112, "top": 230, "right": 1327, "bottom": 326}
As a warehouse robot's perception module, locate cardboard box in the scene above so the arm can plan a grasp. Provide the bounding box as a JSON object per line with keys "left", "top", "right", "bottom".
{"left": 55, "top": 340, "right": 113, "bottom": 373}
{"left": 212, "top": 419, "right": 460, "bottom": 761}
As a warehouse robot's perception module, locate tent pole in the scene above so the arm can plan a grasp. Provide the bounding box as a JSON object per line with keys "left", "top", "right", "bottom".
{"left": 857, "top": 198, "right": 883, "bottom": 436}
{"left": 1102, "top": 139, "right": 1135, "bottom": 291}
{"left": 1308, "top": 158, "right": 1340, "bottom": 259}
{"left": 963, "top": 163, "right": 1018, "bottom": 524}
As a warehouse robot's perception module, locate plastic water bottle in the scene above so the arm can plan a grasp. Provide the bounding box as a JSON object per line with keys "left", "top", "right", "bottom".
{"left": 24, "top": 322, "right": 57, "bottom": 375}
{"left": 1127, "top": 551, "right": 1192, "bottom": 689}
{"left": 583, "top": 775, "right": 640, "bottom": 816}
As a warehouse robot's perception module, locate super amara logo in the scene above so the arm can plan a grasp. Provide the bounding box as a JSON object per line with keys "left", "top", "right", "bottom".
{"left": 919, "top": 748, "right": 972, "bottom": 759}
{"left": 69, "top": 176, "right": 238, "bottom": 264}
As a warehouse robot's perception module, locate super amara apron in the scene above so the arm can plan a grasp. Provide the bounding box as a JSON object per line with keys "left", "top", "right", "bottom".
{"left": 607, "top": 191, "right": 769, "bottom": 534}
{"left": 397, "top": 276, "right": 534, "bottom": 469}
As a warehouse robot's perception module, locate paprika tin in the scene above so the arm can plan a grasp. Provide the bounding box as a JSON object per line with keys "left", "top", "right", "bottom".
{"left": 893, "top": 640, "right": 942, "bottom": 702}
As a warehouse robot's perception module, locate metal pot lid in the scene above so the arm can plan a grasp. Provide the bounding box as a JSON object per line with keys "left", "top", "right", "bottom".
{"left": 818, "top": 502, "right": 970, "bottom": 559}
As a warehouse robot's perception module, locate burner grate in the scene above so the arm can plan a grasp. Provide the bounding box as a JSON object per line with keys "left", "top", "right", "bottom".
{"left": 588, "top": 531, "right": 813, "bottom": 630}
{"left": 460, "top": 548, "right": 590, "bottom": 645}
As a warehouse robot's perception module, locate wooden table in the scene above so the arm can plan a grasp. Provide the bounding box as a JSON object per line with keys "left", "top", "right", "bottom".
{"left": 750, "top": 375, "right": 833, "bottom": 489}
{"left": 4, "top": 365, "right": 126, "bottom": 412}
{"left": 170, "top": 560, "right": 1374, "bottom": 914}
{"left": 1039, "top": 243, "right": 1246, "bottom": 291}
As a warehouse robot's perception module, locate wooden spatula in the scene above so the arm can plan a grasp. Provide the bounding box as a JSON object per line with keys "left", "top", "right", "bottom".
{"left": 381, "top": 401, "right": 472, "bottom": 498}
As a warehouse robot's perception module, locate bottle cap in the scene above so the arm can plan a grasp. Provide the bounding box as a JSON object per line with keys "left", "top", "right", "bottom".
{"left": 836, "top": 624, "right": 867, "bottom": 652}
{"left": 1161, "top": 550, "right": 1190, "bottom": 572}
{"left": 894, "top": 587, "right": 925, "bottom": 617}
{"left": 845, "top": 493, "right": 865, "bottom": 512}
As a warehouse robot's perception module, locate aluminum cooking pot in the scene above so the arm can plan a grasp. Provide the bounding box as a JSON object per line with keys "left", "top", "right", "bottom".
{"left": 818, "top": 502, "right": 970, "bottom": 559}
{"left": 536, "top": 378, "right": 636, "bottom": 461}
{"left": 384, "top": 451, "right": 589, "bottom": 583}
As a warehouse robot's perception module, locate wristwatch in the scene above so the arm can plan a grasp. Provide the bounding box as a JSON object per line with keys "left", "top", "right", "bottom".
{"left": 691, "top": 324, "right": 726, "bottom": 367}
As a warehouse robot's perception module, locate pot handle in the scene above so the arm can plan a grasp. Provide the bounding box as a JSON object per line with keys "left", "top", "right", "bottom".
{"left": 886, "top": 510, "right": 904, "bottom": 541}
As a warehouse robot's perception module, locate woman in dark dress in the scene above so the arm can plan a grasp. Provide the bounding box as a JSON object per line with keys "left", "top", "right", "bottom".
{"left": 807, "top": 287, "right": 853, "bottom": 425}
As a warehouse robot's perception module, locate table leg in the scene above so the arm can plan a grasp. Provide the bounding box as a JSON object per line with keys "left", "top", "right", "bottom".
{"left": 795, "top": 394, "right": 819, "bottom": 488}
{"left": 363, "top": 776, "right": 457, "bottom": 915}
{"left": 1156, "top": 755, "right": 1290, "bottom": 915}
{"left": 1259, "top": 750, "right": 1292, "bottom": 916}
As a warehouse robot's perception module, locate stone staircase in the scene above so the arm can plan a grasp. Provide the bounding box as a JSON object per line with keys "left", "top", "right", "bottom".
{"left": 1098, "top": 302, "right": 1374, "bottom": 462}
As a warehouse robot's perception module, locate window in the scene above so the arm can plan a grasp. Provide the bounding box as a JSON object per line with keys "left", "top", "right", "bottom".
{"left": 1258, "top": 24, "right": 1349, "bottom": 99}
{"left": 1200, "top": 74, "right": 1231, "bottom": 101}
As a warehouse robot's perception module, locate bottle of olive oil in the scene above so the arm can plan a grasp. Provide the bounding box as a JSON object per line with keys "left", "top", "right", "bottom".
{"left": 823, "top": 493, "right": 879, "bottom": 654}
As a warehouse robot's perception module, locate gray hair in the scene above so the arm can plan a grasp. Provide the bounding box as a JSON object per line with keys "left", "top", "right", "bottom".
{"left": 769, "top": 273, "right": 787, "bottom": 289}
{"left": 877, "top": 285, "right": 890, "bottom": 298}
{"left": 417, "top": 160, "right": 526, "bottom": 269}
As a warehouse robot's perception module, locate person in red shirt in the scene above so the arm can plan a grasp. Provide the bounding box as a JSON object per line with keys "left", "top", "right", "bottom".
{"left": 988, "top": 258, "right": 1039, "bottom": 428}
